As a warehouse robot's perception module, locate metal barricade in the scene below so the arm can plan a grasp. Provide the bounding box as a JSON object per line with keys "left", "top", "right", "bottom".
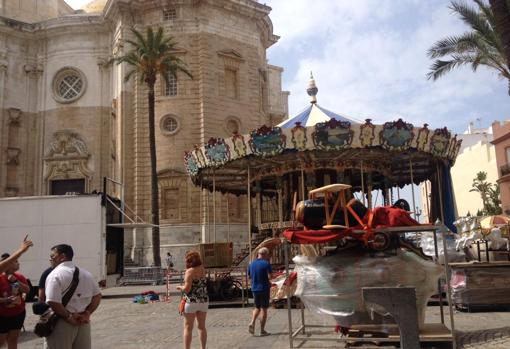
{"left": 120, "top": 266, "right": 165, "bottom": 285}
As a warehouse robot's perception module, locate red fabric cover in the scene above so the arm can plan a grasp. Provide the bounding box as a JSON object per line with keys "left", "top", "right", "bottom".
{"left": 283, "top": 229, "right": 348, "bottom": 244}
{"left": 0, "top": 272, "right": 27, "bottom": 317}
{"left": 284, "top": 206, "right": 420, "bottom": 244}
{"left": 283, "top": 271, "right": 298, "bottom": 286}
{"left": 365, "top": 206, "right": 419, "bottom": 227}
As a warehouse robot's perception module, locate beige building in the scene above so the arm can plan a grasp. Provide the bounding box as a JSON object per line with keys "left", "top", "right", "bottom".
{"left": 421, "top": 123, "right": 498, "bottom": 220}
{"left": 0, "top": 0, "right": 288, "bottom": 264}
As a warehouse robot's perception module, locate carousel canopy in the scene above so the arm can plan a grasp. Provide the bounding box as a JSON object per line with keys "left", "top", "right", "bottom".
{"left": 277, "top": 103, "right": 360, "bottom": 128}
{"left": 184, "top": 76, "right": 462, "bottom": 195}
{"left": 279, "top": 73, "right": 360, "bottom": 128}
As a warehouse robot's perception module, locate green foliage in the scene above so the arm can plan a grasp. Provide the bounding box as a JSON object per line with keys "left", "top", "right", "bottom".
{"left": 427, "top": 0, "right": 510, "bottom": 83}
{"left": 115, "top": 27, "right": 192, "bottom": 86}
{"left": 470, "top": 171, "right": 502, "bottom": 215}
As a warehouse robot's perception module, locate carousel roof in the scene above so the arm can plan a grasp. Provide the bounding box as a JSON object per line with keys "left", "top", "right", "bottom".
{"left": 184, "top": 76, "right": 463, "bottom": 194}
{"left": 278, "top": 73, "right": 360, "bottom": 128}
{"left": 277, "top": 103, "right": 360, "bottom": 128}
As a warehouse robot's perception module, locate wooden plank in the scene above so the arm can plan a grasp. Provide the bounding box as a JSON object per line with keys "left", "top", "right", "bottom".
{"left": 309, "top": 183, "right": 351, "bottom": 195}
{"left": 449, "top": 261, "right": 510, "bottom": 268}
{"left": 350, "top": 323, "right": 452, "bottom": 341}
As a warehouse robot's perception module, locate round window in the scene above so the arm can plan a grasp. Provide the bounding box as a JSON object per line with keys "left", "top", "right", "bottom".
{"left": 52, "top": 67, "right": 87, "bottom": 104}
{"left": 160, "top": 115, "right": 180, "bottom": 135}
{"left": 225, "top": 117, "right": 240, "bottom": 135}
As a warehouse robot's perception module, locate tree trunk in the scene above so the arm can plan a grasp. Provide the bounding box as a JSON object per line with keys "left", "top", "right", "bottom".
{"left": 490, "top": 0, "right": 510, "bottom": 94}
{"left": 148, "top": 81, "right": 161, "bottom": 266}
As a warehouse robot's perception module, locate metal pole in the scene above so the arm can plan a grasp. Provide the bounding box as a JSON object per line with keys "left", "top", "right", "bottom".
{"left": 409, "top": 158, "right": 417, "bottom": 220}
{"left": 284, "top": 241, "right": 294, "bottom": 348}
{"left": 213, "top": 170, "right": 216, "bottom": 243}
{"left": 440, "top": 223, "right": 457, "bottom": 349}
{"left": 278, "top": 188, "right": 283, "bottom": 229}
{"left": 425, "top": 180, "right": 431, "bottom": 223}
{"left": 226, "top": 194, "right": 230, "bottom": 242}
{"left": 360, "top": 160, "right": 366, "bottom": 206}
{"left": 437, "top": 162, "right": 445, "bottom": 223}
{"left": 300, "top": 165, "right": 306, "bottom": 200}
{"left": 247, "top": 166, "right": 252, "bottom": 261}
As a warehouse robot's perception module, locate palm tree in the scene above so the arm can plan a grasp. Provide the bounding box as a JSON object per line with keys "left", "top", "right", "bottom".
{"left": 470, "top": 171, "right": 492, "bottom": 213}
{"left": 489, "top": 0, "right": 510, "bottom": 86}
{"left": 427, "top": 0, "right": 510, "bottom": 91}
{"left": 115, "top": 27, "right": 192, "bottom": 266}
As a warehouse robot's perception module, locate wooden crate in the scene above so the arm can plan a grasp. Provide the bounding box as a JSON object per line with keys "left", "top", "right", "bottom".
{"left": 199, "top": 242, "right": 233, "bottom": 268}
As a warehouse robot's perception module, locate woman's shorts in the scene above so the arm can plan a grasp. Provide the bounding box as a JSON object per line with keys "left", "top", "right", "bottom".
{"left": 0, "top": 311, "right": 26, "bottom": 333}
{"left": 184, "top": 301, "right": 209, "bottom": 314}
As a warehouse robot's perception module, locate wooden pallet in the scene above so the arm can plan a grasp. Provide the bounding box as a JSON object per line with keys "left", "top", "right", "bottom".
{"left": 271, "top": 297, "right": 302, "bottom": 309}
{"left": 344, "top": 323, "right": 452, "bottom": 346}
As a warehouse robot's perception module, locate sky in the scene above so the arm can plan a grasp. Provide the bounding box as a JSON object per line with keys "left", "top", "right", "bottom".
{"left": 66, "top": 0, "right": 510, "bottom": 134}
{"left": 65, "top": 0, "right": 510, "bottom": 217}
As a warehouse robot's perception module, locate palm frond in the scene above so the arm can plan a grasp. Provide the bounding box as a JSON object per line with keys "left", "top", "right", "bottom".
{"left": 427, "top": 33, "right": 481, "bottom": 58}
{"left": 130, "top": 28, "right": 148, "bottom": 52}
{"left": 427, "top": 56, "right": 474, "bottom": 80}
{"left": 451, "top": 1, "right": 497, "bottom": 42}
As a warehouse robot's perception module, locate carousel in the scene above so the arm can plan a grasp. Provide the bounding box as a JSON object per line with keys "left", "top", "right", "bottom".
{"left": 184, "top": 75, "right": 461, "bottom": 245}
{"left": 184, "top": 75, "right": 463, "bottom": 347}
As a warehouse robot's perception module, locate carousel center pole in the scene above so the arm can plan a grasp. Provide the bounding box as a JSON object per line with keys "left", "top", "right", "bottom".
{"left": 247, "top": 166, "right": 252, "bottom": 261}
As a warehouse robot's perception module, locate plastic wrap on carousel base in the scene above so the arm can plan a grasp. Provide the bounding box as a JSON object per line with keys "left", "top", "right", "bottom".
{"left": 420, "top": 231, "right": 465, "bottom": 264}
{"left": 293, "top": 248, "right": 443, "bottom": 331}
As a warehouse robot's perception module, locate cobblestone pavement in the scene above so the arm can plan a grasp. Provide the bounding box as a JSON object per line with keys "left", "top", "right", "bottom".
{"left": 16, "top": 285, "right": 510, "bottom": 348}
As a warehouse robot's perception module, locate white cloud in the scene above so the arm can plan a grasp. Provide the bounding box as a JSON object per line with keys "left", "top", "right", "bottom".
{"left": 265, "top": 0, "right": 510, "bottom": 133}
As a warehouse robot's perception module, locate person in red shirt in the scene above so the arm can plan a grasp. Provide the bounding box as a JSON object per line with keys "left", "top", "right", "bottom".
{"left": 0, "top": 253, "right": 30, "bottom": 349}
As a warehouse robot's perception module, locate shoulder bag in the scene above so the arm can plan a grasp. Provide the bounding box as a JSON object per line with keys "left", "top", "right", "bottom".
{"left": 34, "top": 267, "right": 80, "bottom": 338}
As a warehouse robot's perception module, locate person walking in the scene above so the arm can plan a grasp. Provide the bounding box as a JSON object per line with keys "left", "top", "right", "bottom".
{"left": 247, "top": 247, "right": 273, "bottom": 336}
{"left": 0, "top": 253, "right": 30, "bottom": 349}
{"left": 45, "top": 244, "right": 101, "bottom": 349}
{"left": 176, "top": 251, "right": 208, "bottom": 349}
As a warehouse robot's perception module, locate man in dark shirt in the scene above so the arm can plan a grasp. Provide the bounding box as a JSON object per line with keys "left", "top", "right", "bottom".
{"left": 32, "top": 266, "right": 53, "bottom": 315}
{"left": 247, "top": 247, "right": 272, "bottom": 336}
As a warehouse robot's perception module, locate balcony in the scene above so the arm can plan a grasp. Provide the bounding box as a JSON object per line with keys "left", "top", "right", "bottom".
{"left": 501, "top": 163, "right": 510, "bottom": 177}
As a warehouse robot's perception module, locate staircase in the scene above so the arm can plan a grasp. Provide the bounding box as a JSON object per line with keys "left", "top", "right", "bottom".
{"left": 232, "top": 231, "right": 270, "bottom": 266}
{"left": 123, "top": 256, "right": 139, "bottom": 268}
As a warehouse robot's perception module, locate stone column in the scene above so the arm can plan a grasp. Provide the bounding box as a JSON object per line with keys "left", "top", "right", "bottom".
{"left": 24, "top": 63, "right": 43, "bottom": 196}
{"left": 0, "top": 52, "right": 7, "bottom": 196}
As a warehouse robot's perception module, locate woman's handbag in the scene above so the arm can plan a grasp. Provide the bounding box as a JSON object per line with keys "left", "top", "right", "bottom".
{"left": 178, "top": 297, "right": 186, "bottom": 315}
{"left": 34, "top": 267, "right": 80, "bottom": 338}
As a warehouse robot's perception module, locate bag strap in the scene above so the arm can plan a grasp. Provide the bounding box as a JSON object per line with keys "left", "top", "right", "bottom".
{"left": 61, "top": 267, "right": 79, "bottom": 307}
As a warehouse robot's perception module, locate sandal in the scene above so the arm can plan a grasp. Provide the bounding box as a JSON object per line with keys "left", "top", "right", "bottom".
{"left": 248, "top": 324, "right": 254, "bottom": 335}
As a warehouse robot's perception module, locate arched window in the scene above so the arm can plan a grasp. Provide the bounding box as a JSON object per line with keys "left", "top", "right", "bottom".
{"left": 165, "top": 73, "right": 177, "bottom": 96}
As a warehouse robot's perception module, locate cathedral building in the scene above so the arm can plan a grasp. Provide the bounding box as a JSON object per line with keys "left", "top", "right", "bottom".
{"left": 0, "top": 0, "right": 288, "bottom": 264}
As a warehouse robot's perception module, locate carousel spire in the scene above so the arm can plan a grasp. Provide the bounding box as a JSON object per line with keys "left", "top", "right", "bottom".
{"left": 307, "top": 71, "right": 318, "bottom": 104}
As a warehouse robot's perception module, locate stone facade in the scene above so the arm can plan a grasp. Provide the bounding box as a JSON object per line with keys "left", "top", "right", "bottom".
{"left": 0, "top": 0, "right": 288, "bottom": 266}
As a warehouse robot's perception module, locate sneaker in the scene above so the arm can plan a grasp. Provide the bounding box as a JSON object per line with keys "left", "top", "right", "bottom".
{"left": 248, "top": 324, "right": 254, "bottom": 335}
{"left": 260, "top": 330, "right": 270, "bottom": 336}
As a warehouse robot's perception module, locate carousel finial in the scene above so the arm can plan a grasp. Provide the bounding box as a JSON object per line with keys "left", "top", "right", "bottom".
{"left": 307, "top": 71, "right": 318, "bottom": 104}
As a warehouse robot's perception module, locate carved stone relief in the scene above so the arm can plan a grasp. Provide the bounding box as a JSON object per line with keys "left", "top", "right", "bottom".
{"left": 7, "top": 108, "right": 21, "bottom": 126}
{"left": 44, "top": 130, "right": 92, "bottom": 192}
{"left": 6, "top": 147, "right": 21, "bottom": 165}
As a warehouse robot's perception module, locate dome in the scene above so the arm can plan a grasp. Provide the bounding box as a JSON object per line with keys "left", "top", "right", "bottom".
{"left": 82, "top": 0, "right": 107, "bottom": 13}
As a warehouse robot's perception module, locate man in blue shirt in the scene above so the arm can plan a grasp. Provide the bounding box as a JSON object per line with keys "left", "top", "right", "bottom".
{"left": 247, "top": 247, "right": 272, "bottom": 336}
